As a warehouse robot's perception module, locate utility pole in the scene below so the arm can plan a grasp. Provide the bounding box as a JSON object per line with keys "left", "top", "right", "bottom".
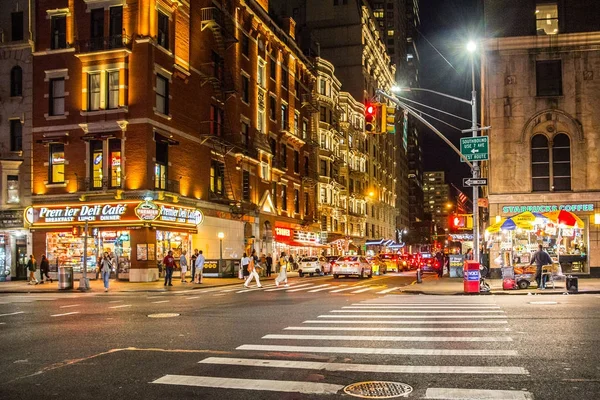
{"left": 470, "top": 50, "right": 480, "bottom": 263}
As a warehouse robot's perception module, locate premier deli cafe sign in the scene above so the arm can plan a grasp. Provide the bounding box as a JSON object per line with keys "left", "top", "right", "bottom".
{"left": 24, "top": 200, "right": 203, "bottom": 227}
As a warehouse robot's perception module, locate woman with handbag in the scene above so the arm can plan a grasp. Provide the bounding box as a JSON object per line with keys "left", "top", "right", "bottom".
{"left": 100, "top": 252, "right": 113, "bottom": 292}
{"left": 243, "top": 254, "right": 262, "bottom": 288}
{"left": 274, "top": 252, "right": 289, "bottom": 287}
{"left": 27, "top": 255, "right": 38, "bottom": 285}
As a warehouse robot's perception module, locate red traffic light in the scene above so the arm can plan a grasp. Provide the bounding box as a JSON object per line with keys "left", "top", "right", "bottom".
{"left": 366, "top": 105, "right": 374, "bottom": 114}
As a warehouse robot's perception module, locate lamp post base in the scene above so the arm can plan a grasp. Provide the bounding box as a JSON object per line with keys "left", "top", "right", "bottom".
{"left": 78, "top": 277, "right": 90, "bottom": 291}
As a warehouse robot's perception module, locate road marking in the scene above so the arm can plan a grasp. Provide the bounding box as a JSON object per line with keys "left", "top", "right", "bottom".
{"left": 308, "top": 284, "right": 346, "bottom": 292}
{"left": 319, "top": 315, "right": 507, "bottom": 319}
{"left": 287, "top": 284, "right": 331, "bottom": 292}
{"left": 151, "top": 375, "right": 344, "bottom": 394}
{"left": 0, "top": 311, "right": 25, "bottom": 317}
{"left": 219, "top": 288, "right": 243, "bottom": 292}
{"left": 351, "top": 287, "right": 376, "bottom": 294}
{"left": 330, "top": 286, "right": 365, "bottom": 293}
{"left": 425, "top": 388, "right": 534, "bottom": 399}
{"left": 147, "top": 296, "right": 163, "bottom": 299}
{"left": 355, "top": 303, "right": 498, "bottom": 306}
{"left": 199, "top": 357, "right": 528, "bottom": 375}
{"left": 376, "top": 287, "right": 400, "bottom": 294}
{"left": 235, "top": 284, "right": 275, "bottom": 294}
{"left": 285, "top": 326, "right": 512, "bottom": 332}
{"left": 265, "top": 283, "right": 314, "bottom": 292}
{"left": 262, "top": 334, "right": 512, "bottom": 342}
{"left": 344, "top": 306, "right": 502, "bottom": 309}
{"left": 59, "top": 304, "right": 80, "bottom": 309}
{"left": 152, "top": 300, "right": 170, "bottom": 304}
{"left": 305, "top": 320, "right": 508, "bottom": 324}
{"left": 50, "top": 312, "right": 80, "bottom": 317}
{"left": 185, "top": 296, "right": 200, "bottom": 300}
{"left": 331, "top": 310, "right": 505, "bottom": 314}
{"left": 109, "top": 300, "right": 123, "bottom": 303}
{"left": 237, "top": 344, "right": 518, "bottom": 357}
{"left": 109, "top": 304, "right": 132, "bottom": 309}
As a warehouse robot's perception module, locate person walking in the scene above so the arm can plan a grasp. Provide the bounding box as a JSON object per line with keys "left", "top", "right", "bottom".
{"left": 27, "top": 255, "right": 38, "bottom": 285}
{"left": 163, "top": 250, "right": 175, "bottom": 286}
{"left": 100, "top": 252, "right": 113, "bottom": 292}
{"left": 190, "top": 249, "right": 198, "bottom": 282}
{"left": 240, "top": 253, "right": 249, "bottom": 279}
{"left": 465, "top": 248, "right": 474, "bottom": 261}
{"left": 244, "top": 254, "right": 262, "bottom": 288}
{"left": 180, "top": 250, "right": 188, "bottom": 283}
{"left": 274, "top": 252, "right": 289, "bottom": 287}
{"left": 265, "top": 253, "right": 273, "bottom": 277}
{"left": 194, "top": 250, "right": 205, "bottom": 284}
{"left": 39, "top": 255, "right": 52, "bottom": 284}
{"left": 530, "top": 244, "right": 553, "bottom": 289}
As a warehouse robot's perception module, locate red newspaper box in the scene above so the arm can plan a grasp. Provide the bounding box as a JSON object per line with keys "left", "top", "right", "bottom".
{"left": 464, "top": 260, "right": 480, "bottom": 293}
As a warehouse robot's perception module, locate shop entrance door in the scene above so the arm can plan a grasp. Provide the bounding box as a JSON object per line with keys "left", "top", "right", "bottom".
{"left": 16, "top": 244, "right": 28, "bottom": 280}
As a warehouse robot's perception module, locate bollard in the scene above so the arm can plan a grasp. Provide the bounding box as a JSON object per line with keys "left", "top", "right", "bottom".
{"left": 416, "top": 268, "right": 422, "bottom": 284}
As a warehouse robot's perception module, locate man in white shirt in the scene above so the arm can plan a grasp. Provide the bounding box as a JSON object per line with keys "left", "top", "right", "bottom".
{"left": 194, "top": 250, "right": 205, "bottom": 284}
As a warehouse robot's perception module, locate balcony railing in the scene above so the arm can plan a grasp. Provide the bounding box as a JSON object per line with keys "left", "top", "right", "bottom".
{"left": 75, "top": 35, "right": 131, "bottom": 53}
{"left": 153, "top": 177, "right": 180, "bottom": 193}
{"left": 77, "top": 176, "right": 123, "bottom": 191}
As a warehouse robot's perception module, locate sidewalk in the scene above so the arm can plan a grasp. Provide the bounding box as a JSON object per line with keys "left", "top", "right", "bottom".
{"left": 0, "top": 273, "right": 294, "bottom": 294}
{"left": 399, "top": 275, "right": 600, "bottom": 295}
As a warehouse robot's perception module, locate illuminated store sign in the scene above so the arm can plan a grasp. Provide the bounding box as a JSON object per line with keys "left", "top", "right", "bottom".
{"left": 25, "top": 201, "right": 203, "bottom": 227}
{"left": 502, "top": 204, "right": 594, "bottom": 214}
{"left": 274, "top": 227, "right": 292, "bottom": 238}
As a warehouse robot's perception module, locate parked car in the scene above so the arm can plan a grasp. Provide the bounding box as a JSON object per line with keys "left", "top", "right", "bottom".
{"left": 379, "top": 253, "right": 400, "bottom": 272}
{"left": 368, "top": 256, "right": 387, "bottom": 275}
{"left": 297, "top": 256, "right": 327, "bottom": 277}
{"left": 399, "top": 254, "right": 413, "bottom": 271}
{"left": 332, "top": 256, "right": 373, "bottom": 279}
{"left": 418, "top": 252, "right": 442, "bottom": 273}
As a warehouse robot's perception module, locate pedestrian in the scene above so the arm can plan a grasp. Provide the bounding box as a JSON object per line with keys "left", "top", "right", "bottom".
{"left": 190, "top": 249, "right": 198, "bottom": 282}
{"left": 95, "top": 255, "right": 102, "bottom": 280}
{"left": 39, "top": 255, "right": 52, "bottom": 284}
{"left": 274, "top": 251, "right": 289, "bottom": 287}
{"left": 530, "top": 244, "right": 553, "bottom": 289}
{"left": 163, "top": 250, "right": 175, "bottom": 286}
{"left": 27, "top": 255, "right": 38, "bottom": 285}
{"left": 465, "top": 248, "right": 474, "bottom": 261}
{"left": 259, "top": 253, "right": 267, "bottom": 277}
{"left": 100, "top": 252, "right": 113, "bottom": 292}
{"left": 244, "top": 253, "right": 262, "bottom": 288}
{"left": 288, "top": 254, "right": 295, "bottom": 271}
{"left": 180, "top": 250, "right": 188, "bottom": 283}
{"left": 266, "top": 253, "right": 273, "bottom": 277}
{"left": 240, "top": 252, "right": 249, "bottom": 279}
{"left": 195, "top": 250, "right": 205, "bottom": 284}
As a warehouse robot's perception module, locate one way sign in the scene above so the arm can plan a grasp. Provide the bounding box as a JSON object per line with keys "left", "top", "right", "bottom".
{"left": 463, "top": 178, "right": 488, "bottom": 187}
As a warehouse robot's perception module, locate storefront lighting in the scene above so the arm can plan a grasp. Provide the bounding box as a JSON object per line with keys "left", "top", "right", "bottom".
{"left": 144, "top": 196, "right": 153, "bottom": 202}
{"left": 217, "top": 232, "right": 225, "bottom": 239}
{"left": 595, "top": 213, "right": 600, "bottom": 225}
{"left": 495, "top": 215, "right": 501, "bottom": 223}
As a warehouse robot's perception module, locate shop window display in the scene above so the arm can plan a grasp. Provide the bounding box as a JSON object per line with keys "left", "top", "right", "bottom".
{"left": 156, "top": 230, "right": 190, "bottom": 265}
{"left": 47, "top": 232, "right": 97, "bottom": 273}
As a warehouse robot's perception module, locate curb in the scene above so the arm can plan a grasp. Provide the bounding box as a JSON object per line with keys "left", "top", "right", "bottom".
{"left": 396, "top": 289, "right": 600, "bottom": 296}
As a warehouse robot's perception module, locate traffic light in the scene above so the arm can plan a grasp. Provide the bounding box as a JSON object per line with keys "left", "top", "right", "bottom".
{"left": 449, "top": 214, "right": 473, "bottom": 231}
{"left": 380, "top": 103, "right": 396, "bottom": 134}
{"left": 365, "top": 103, "right": 376, "bottom": 133}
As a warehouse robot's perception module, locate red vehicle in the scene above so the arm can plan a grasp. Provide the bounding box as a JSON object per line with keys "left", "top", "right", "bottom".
{"left": 418, "top": 253, "right": 442, "bottom": 273}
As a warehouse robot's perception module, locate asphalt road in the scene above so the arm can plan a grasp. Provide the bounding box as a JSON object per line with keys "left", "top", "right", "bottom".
{"left": 0, "top": 273, "right": 599, "bottom": 400}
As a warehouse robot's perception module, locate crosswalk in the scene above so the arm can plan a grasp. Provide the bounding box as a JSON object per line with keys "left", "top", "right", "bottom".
{"left": 151, "top": 295, "right": 535, "bottom": 399}
{"left": 207, "top": 281, "right": 405, "bottom": 296}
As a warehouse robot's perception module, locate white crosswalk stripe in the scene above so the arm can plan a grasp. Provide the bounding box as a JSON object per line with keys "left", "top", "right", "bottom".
{"left": 308, "top": 284, "right": 345, "bottom": 292}
{"left": 287, "top": 284, "right": 331, "bottom": 292}
{"left": 152, "top": 295, "right": 533, "bottom": 398}
{"left": 264, "top": 283, "right": 313, "bottom": 292}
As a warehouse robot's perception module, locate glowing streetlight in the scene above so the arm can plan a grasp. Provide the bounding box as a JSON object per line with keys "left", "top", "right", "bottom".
{"left": 467, "top": 40, "right": 477, "bottom": 53}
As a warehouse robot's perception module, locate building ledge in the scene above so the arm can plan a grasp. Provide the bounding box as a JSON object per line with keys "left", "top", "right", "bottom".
{"left": 483, "top": 31, "right": 600, "bottom": 52}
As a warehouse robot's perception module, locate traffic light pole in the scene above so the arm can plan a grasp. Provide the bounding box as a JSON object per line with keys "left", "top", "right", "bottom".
{"left": 470, "top": 56, "right": 480, "bottom": 264}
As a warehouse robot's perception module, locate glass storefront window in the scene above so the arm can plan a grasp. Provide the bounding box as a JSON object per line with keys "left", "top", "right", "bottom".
{"left": 46, "top": 232, "right": 97, "bottom": 273}
{"left": 96, "top": 230, "right": 131, "bottom": 276}
{"left": 156, "top": 231, "right": 190, "bottom": 262}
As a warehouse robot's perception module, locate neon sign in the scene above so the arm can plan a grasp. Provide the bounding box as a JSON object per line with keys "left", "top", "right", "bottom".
{"left": 502, "top": 204, "right": 594, "bottom": 214}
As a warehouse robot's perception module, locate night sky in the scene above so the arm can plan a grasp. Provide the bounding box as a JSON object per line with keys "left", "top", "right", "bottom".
{"left": 415, "top": 0, "right": 483, "bottom": 198}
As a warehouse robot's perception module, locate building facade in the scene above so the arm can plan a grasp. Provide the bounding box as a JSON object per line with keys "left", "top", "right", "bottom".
{"left": 423, "top": 171, "right": 450, "bottom": 234}
{"left": 482, "top": 0, "right": 600, "bottom": 276}
{"left": 0, "top": 0, "right": 34, "bottom": 281}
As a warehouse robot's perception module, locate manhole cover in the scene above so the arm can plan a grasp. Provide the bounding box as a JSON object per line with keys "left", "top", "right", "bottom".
{"left": 343, "top": 381, "right": 413, "bottom": 399}
{"left": 147, "top": 313, "right": 180, "bottom": 318}
{"left": 529, "top": 301, "right": 558, "bottom": 305}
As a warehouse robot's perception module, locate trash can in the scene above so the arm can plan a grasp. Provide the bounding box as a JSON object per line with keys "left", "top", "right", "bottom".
{"left": 566, "top": 276, "right": 578, "bottom": 293}
{"left": 58, "top": 267, "right": 74, "bottom": 290}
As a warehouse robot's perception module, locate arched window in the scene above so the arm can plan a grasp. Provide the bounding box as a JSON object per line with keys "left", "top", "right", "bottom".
{"left": 552, "top": 133, "right": 571, "bottom": 191}
{"left": 531, "top": 134, "right": 550, "bottom": 192}
{"left": 10, "top": 66, "right": 22, "bottom": 97}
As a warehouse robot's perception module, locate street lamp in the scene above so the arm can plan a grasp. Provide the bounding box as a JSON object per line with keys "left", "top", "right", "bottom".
{"left": 217, "top": 232, "right": 224, "bottom": 272}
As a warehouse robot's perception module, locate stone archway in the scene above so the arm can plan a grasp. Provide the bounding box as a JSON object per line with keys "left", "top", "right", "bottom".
{"left": 519, "top": 109, "right": 584, "bottom": 144}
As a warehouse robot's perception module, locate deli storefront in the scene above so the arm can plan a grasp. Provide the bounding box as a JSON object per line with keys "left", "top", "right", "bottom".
{"left": 25, "top": 200, "right": 203, "bottom": 282}
{"left": 273, "top": 223, "right": 325, "bottom": 259}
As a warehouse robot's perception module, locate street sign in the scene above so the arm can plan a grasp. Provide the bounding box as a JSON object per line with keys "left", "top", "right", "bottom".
{"left": 460, "top": 136, "right": 489, "bottom": 161}
{"left": 463, "top": 178, "right": 488, "bottom": 187}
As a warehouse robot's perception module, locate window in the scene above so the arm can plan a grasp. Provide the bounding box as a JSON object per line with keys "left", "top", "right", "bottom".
{"left": 51, "top": 15, "right": 67, "bottom": 49}
{"left": 270, "top": 56, "right": 277, "bottom": 79}
{"left": 294, "top": 113, "right": 299, "bottom": 136}
{"left": 281, "top": 68, "right": 288, "bottom": 88}
{"left": 88, "top": 73, "right": 101, "bottom": 111}
{"left": 269, "top": 96, "right": 276, "bottom": 120}
{"left": 241, "top": 75, "right": 249, "bottom": 103}
{"left": 6, "top": 175, "right": 19, "bottom": 204}
{"left": 90, "top": 8, "right": 104, "bottom": 51}
{"left": 11, "top": 12, "right": 23, "bottom": 41}
{"left": 109, "top": 139, "right": 122, "bottom": 188}
{"left": 257, "top": 59, "right": 266, "bottom": 87}
{"left": 210, "top": 105, "right": 224, "bottom": 136}
{"left": 536, "top": 60, "right": 562, "bottom": 97}
{"left": 49, "top": 78, "right": 65, "bottom": 116}
{"left": 10, "top": 120, "right": 22, "bottom": 152}
{"left": 156, "top": 75, "right": 169, "bottom": 115}
{"left": 552, "top": 133, "right": 571, "bottom": 191}
{"left": 158, "top": 11, "right": 169, "bottom": 49}
{"left": 320, "top": 159, "right": 327, "bottom": 176}
{"left": 302, "top": 119, "right": 308, "bottom": 140}
{"left": 152, "top": 142, "right": 168, "bottom": 190}
{"left": 531, "top": 134, "right": 549, "bottom": 192}
{"left": 304, "top": 192, "right": 309, "bottom": 215}
{"left": 272, "top": 182, "right": 278, "bottom": 208}
{"left": 257, "top": 109, "right": 265, "bottom": 134}
{"left": 242, "top": 170, "right": 250, "bottom": 201}
{"left": 210, "top": 160, "right": 225, "bottom": 195}
{"left": 281, "top": 103, "right": 288, "bottom": 130}
{"left": 241, "top": 34, "right": 250, "bottom": 57}
{"left": 107, "top": 71, "right": 119, "bottom": 109}
{"left": 293, "top": 150, "right": 300, "bottom": 173}
{"left": 241, "top": 121, "right": 250, "bottom": 147}
{"left": 269, "top": 137, "right": 277, "bottom": 157}
{"left": 387, "top": 30, "right": 394, "bottom": 37}
{"left": 304, "top": 155, "right": 309, "bottom": 175}
{"left": 319, "top": 79, "right": 326, "bottom": 95}
{"left": 90, "top": 140, "right": 103, "bottom": 189}
{"left": 281, "top": 185, "right": 287, "bottom": 211}
{"left": 109, "top": 6, "right": 123, "bottom": 48}
{"left": 294, "top": 189, "right": 300, "bottom": 213}
{"left": 49, "top": 144, "right": 65, "bottom": 183}
{"left": 10, "top": 66, "right": 22, "bottom": 97}
{"left": 260, "top": 162, "right": 270, "bottom": 181}
{"left": 536, "top": 3, "right": 558, "bottom": 35}
{"left": 281, "top": 145, "right": 287, "bottom": 167}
